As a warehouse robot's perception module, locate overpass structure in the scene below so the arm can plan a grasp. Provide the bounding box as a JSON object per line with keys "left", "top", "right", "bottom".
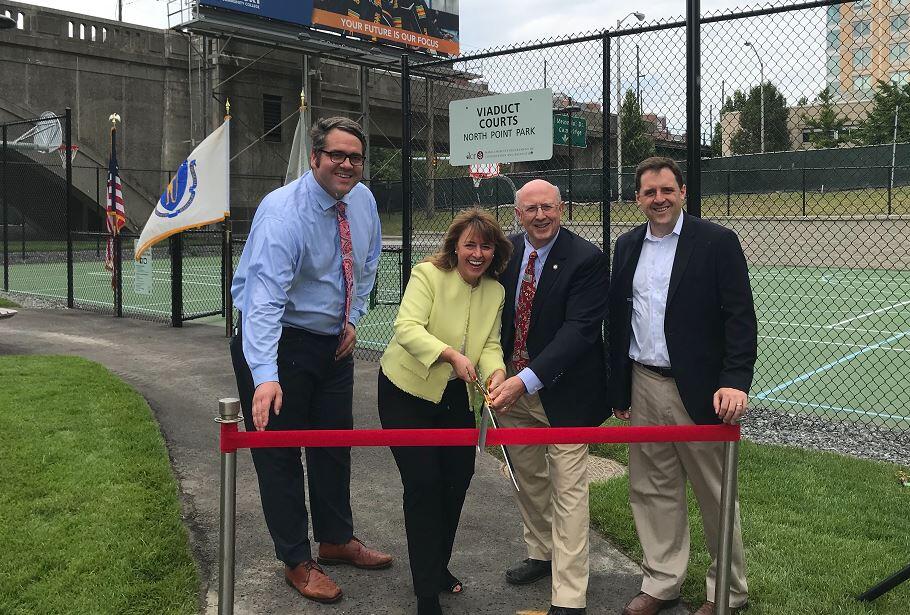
{"left": 0, "top": 0, "right": 687, "bottom": 234}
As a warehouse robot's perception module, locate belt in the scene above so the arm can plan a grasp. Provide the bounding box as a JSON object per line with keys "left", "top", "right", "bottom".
{"left": 234, "top": 312, "right": 335, "bottom": 341}
{"left": 634, "top": 361, "right": 673, "bottom": 378}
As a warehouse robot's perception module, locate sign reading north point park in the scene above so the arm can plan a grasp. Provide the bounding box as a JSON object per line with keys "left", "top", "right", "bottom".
{"left": 448, "top": 88, "right": 553, "bottom": 166}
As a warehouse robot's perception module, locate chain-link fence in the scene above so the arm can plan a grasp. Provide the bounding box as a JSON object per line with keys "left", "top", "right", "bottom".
{"left": 5, "top": 2, "right": 910, "bottom": 436}
{"left": 1, "top": 112, "right": 75, "bottom": 302}
{"left": 397, "top": 0, "right": 910, "bottom": 436}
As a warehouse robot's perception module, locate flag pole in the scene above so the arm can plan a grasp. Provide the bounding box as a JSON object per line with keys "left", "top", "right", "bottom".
{"left": 108, "top": 113, "right": 123, "bottom": 317}
{"left": 107, "top": 113, "right": 123, "bottom": 307}
{"left": 223, "top": 99, "right": 232, "bottom": 338}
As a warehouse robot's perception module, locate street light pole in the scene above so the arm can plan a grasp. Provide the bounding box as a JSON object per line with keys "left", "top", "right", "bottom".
{"left": 554, "top": 103, "right": 582, "bottom": 220}
{"left": 636, "top": 44, "right": 641, "bottom": 105}
{"left": 616, "top": 11, "right": 645, "bottom": 204}
{"left": 744, "top": 42, "right": 765, "bottom": 153}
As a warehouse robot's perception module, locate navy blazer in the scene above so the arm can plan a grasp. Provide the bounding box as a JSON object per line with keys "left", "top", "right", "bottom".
{"left": 608, "top": 212, "right": 758, "bottom": 424}
{"left": 500, "top": 228, "right": 611, "bottom": 428}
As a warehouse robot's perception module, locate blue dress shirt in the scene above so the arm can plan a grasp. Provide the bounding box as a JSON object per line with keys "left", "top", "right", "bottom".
{"left": 513, "top": 230, "right": 559, "bottom": 395}
{"left": 232, "top": 171, "right": 382, "bottom": 387}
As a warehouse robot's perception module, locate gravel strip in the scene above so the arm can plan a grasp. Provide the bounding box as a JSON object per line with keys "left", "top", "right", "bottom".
{"left": 743, "top": 405, "right": 910, "bottom": 467}
{"left": 0, "top": 290, "right": 69, "bottom": 311}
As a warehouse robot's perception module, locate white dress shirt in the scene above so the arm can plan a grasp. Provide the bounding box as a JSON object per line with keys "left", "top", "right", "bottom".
{"left": 629, "top": 213, "right": 684, "bottom": 368}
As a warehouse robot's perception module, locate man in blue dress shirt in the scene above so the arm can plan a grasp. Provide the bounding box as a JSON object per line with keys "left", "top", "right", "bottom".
{"left": 230, "top": 117, "right": 392, "bottom": 605}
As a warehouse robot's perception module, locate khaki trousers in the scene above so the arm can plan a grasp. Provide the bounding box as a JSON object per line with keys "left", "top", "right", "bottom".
{"left": 498, "top": 385, "right": 590, "bottom": 609}
{"left": 629, "top": 363, "right": 749, "bottom": 607}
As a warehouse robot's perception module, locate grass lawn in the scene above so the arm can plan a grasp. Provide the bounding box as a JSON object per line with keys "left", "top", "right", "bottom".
{"left": 0, "top": 297, "right": 20, "bottom": 308}
{"left": 590, "top": 440, "right": 910, "bottom": 614}
{"left": 0, "top": 356, "right": 199, "bottom": 615}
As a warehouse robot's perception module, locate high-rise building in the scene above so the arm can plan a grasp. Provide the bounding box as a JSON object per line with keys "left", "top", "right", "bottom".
{"left": 827, "top": 0, "right": 910, "bottom": 100}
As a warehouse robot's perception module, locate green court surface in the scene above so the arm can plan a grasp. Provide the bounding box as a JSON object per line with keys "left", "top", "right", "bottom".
{"left": 750, "top": 266, "right": 910, "bottom": 429}
{"left": 4, "top": 254, "right": 222, "bottom": 320}
{"left": 5, "top": 255, "right": 909, "bottom": 429}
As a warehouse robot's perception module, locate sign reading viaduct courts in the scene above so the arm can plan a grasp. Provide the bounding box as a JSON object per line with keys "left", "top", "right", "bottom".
{"left": 448, "top": 88, "right": 554, "bottom": 166}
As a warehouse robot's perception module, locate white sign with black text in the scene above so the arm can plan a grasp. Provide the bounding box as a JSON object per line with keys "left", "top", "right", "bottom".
{"left": 448, "top": 88, "right": 553, "bottom": 166}
{"left": 134, "top": 240, "right": 153, "bottom": 296}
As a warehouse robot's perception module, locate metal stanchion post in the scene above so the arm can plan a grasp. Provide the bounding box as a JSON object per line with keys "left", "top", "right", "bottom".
{"left": 216, "top": 397, "right": 242, "bottom": 615}
{"left": 715, "top": 439, "right": 740, "bottom": 615}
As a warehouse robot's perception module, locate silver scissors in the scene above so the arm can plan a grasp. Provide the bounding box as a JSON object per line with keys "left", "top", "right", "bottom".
{"left": 472, "top": 375, "right": 520, "bottom": 491}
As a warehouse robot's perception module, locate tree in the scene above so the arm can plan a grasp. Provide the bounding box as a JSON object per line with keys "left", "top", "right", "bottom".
{"left": 619, "top": 89, "right": 655, "bottom": 166}
{"left": 854, "top": 80, "right": 910, "bottom": 145}
{"left": 370, "top": 147, "right": 402, "bottom": 181}
{"left": 801, "top": 87, "right": 849, "bottom": 149}
{"left": 729, "top": 82, "right": 789, "bottom": 154}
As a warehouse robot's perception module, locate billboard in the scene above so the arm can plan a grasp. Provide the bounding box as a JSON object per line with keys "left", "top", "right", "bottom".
{"left": 312, "top": 1, "right": 459, "bottom": 56}
{"left": 199, "top": 0, "right": 314, "bottom": 27}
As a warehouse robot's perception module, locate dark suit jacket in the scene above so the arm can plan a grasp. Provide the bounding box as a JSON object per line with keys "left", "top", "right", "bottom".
{"left": 500, "top": 228, "right": 610, "bottom": 427}
{"left": 609, "top": 212, "right": 757, "bottom": 424}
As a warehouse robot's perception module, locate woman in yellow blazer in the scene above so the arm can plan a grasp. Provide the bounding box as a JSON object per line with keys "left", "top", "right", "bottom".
{"left": 379, "top": 208, "right": 512, "bottom": 615}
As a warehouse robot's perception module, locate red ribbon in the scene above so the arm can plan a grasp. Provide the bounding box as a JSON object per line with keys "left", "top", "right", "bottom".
{"left": 220, "top": 423, "right": 740, "bottom": 453}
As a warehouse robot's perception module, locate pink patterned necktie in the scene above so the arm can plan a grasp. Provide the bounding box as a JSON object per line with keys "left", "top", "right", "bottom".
{"left": 512, "top": 250, "right": 537, "bottom": 371}
{"left": 335, "top": 202, "right": 354, "bottom": 332}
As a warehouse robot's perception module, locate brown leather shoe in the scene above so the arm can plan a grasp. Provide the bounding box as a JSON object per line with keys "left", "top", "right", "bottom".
{"left": 693, "top": 601, "right": 749, "bottom": 614}
{"left": 284, "top": 561, "right": 343, "bottom": 604}
{"left": 317, "top": 536, "right": 393, "bottom": 570}
{"left": 621, "top": 592, "right": 679, "bottom": 615}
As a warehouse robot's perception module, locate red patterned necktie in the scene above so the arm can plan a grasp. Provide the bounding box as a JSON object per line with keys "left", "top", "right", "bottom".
{"left": 335, "top": 202, "right": 354, "bottom": 332}
{"left": 512, "top": 250, "right": 538, "bottom": 371}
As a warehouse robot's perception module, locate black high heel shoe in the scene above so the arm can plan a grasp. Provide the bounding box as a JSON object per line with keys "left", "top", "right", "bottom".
{"left": 440, "top": 569, "right": 463, "bottom": 594}
{"left": 417, "top": 595, "right": 443, "bottom": 615}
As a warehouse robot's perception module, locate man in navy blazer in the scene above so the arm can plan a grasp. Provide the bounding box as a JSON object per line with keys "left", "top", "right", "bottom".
{"left": 489, "top": 179, "right": 610, "bottom": 615}
{"left": 609, "top": 157, "right": 756, "bottom": 615}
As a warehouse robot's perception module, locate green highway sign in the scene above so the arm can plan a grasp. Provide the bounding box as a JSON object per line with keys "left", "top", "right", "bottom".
{"left": 553, "top": 114, "right": 587, "bottom": 148}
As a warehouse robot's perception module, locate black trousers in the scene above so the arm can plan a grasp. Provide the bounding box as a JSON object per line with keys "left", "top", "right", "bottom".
{"left": 230, "top": 326, "right": 354, "bottom": 567}
{"left": 377, "top": 370, "right": 476, "bottom": 597}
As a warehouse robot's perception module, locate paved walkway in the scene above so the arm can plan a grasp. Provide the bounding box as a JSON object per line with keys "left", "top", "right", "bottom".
{"left": 0, "top": 308, "right": 687, "bottom": 615}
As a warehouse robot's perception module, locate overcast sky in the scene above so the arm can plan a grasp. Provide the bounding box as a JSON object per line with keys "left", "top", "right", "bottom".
{"left": 22, "top": 0, "right": 750, "bottom": 50}
{"left": 20, "top": 0, "right": 825, "bottom": 135}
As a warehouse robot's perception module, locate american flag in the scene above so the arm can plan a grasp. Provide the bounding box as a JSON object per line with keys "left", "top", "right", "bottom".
{"left": 105, "top": 126, "right": 125, "bottom": 274}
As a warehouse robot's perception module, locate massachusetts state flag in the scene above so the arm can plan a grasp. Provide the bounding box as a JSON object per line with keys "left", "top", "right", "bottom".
{"left": 105, "top": 126, "right": 125, "bottom": 273}
{"left": 135, "top": 119, "right": 230, "bottom": 260}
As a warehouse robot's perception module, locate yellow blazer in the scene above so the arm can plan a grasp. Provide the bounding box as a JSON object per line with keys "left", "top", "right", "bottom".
{"left": 380, "top": 262, "right": 506, "bottom": 404}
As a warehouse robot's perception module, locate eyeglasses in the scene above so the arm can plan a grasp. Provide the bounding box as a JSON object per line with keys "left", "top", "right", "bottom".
{"left": 318, "top": 149, "right": 366, "bottom": 166}
{"left": 519, "top": 204, "right": 558, "bottom": 215}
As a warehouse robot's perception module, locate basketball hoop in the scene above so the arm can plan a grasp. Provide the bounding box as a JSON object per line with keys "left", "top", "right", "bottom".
{"left": 9, "top": 111, "right": 63, "bottom": 155}
{"left": 56, "top": 144, "right": 80, "bottom": 168}
{"left": 469, "top": 162, "right": 500, "bottom": 188}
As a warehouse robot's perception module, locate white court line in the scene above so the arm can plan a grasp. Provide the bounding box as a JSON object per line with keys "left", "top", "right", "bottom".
{"left": 759, "top": 334, "right": 910, "bottom": 353}
{"left": 753, "top": 272, "right": 910, "bottom": 285}
{"left": 754, "top": 291, "right": 903, "bottom": 303}
{"left": 16, "top": 288, "right": 67, "bottom": 296}
{"left": 825, "top": 299, "right": 910, "bottom": 328}
{"left": 756, "top": 330, "right": 909, "bottom": 399}
{"left": 356, "top": 320, "right": 395, "bottom": 331}
{"left": 759, "top": 319, "right": 901, "bottom": 335}
{"left": 753, "top": 273, "right": 910, "bottom": 289}
{"left": 87, "top": 270, "right": 223, "bottom": 288}
{"left": 761, "top": 308, "right": 866, "bottom": 314}
{"left": 759, "top": 396, "right": 908, "bottom": 421}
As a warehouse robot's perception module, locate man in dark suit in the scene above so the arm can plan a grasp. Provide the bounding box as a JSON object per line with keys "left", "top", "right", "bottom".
{"left": 609, "top": 157, "right": 756, "bottom": 615}
{"left": 489, "top": 179, "right": 610, "bottom": 615}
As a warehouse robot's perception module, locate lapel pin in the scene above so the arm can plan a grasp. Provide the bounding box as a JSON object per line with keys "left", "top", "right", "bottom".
{"left": 553, "top": 264, "right": 558, "bottom": 270}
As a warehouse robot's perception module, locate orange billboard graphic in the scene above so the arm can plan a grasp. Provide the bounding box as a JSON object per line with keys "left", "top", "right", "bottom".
{"left": 312, "top": 1, "right": 459, "bottom": 57}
